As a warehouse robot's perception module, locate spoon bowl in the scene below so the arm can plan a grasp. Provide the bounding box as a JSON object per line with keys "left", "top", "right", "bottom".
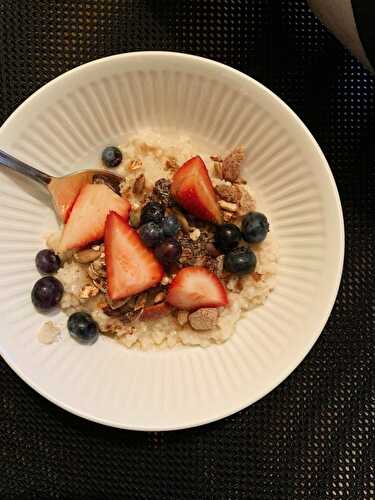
{"left": 0, "top": 149, "right": 124, "bottom": 220}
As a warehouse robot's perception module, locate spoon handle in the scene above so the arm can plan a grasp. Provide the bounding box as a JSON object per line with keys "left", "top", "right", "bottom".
{"left": 0, "top": 149, "right": 52, "bottom": 186}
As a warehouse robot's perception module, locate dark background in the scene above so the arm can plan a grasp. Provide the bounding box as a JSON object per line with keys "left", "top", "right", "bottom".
{"left": 1, "top": 1, "right": 374, "bottom": 498}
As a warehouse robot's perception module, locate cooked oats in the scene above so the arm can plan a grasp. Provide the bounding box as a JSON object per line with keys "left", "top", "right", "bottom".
{"left": 50, "top": 132, "right": 277, "bottom": 350}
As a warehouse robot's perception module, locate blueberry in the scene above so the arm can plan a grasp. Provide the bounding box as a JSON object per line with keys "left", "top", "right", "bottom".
{"left": 224, "top": 247, "right": 257, "bottom": 275}
{"left": 162, "top": 215, "right": 181, "bottom": 237}
{"left": 155, "top": 238, "right": 182, "bottom": 266}
{"left": 141, "top": 202, "right": 165, "bottom": 225}
{"left": 139, "top": 222, "right": 164, "bottom": 248}
{"left": 35, "top": 249, "right": 61, "bottom": 274}
{"left": 242, "top": 212, "right": 269, "bottom": 244}
{"left": 31, "top": 276, "right": 63, "bottom": 310}
{"left": 214, "top": 223, "right": 242, "bottom": 253}
{"left": 101, "top": 146, "right": 123, "bottom": 168}
{"left": 67, "top": 312, "right": 99, "bottom": 345}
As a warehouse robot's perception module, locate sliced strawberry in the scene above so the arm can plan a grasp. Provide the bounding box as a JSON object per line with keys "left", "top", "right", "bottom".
{"left": 171, "top": 156, "right": 223, "bottom": 224}
{"left": 166, "top": 266, "right": 228, "bottom": 311}
{"left": 141, "top": 302, "right": 174, "bottom": 321}
{"left": 59, "top": 184, "right": 130, "bottom": 251}
{"left": 48, "top": 172, "right": 92, "bottom": 222}
{"left": 105, "top": 211, "right": 164, "bottom": 300}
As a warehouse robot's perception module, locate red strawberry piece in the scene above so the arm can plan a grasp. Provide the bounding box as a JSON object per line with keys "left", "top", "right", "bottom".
{"left": 59, "top": 184, "right": 130, "bottom": 251}
{"left": 141, "top": 302, "right": 174, "bottom": 321}
{"left": 166, "top": 266, "right": 228, "bottom": 311}
{"left": 171, "top": 156, "right": 223, "bottom": 224}
{"left": 105, "top": 211, "right": 164, "bottom": 300}
{"left": 48, "top": 172, "right": 92, "bottom": 222}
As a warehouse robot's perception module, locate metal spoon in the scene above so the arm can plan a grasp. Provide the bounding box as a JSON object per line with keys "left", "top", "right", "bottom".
{"left": 0, "top": 149, "right": 124, "bottom": 220}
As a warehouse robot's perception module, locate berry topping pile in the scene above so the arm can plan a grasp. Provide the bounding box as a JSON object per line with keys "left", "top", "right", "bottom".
{"left": 32, "top": 143, "right": 272, "bottom": 346}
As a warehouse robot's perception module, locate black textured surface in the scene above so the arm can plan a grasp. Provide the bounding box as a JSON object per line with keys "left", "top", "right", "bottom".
{"left": 353, "top": 0, "right": 375, "bottom": 68}
{"left": 1, "top": 1, "right": 374, "bottom": 499}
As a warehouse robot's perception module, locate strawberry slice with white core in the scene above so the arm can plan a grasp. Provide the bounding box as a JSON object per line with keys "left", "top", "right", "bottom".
{"left": 59, "top": 184, "right": 130, "bottom": 251}
{"left": 105, "top": 211, "right": 164, "bottom": 301}
{"left": 166, "top": 266, "right": 228, "bottom": 311}
{"left": 48, "top": 172, "right": 92, "bottom": 222}
{"left": 171, "top": 156, "right": 223, "bottom": 224}
{"left": 48, "top": 172, "right": 92, "bottom": 223}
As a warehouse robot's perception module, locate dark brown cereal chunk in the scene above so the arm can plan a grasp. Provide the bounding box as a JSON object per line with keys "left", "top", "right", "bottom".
{"left": 151, "top": 178, "right": 174, "bottom": 207}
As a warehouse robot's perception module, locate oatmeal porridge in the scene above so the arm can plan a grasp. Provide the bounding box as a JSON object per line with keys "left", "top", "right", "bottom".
{"left": 32, "top": 132, "right": 277, "bottom": 350}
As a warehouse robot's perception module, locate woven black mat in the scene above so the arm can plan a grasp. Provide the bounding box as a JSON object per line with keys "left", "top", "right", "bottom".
{"left": 1, "top": 1, "right": 374, "bottom": 499}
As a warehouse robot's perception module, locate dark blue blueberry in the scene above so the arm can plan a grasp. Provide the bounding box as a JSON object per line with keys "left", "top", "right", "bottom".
{"left": 214, "top": 223, "right": 242, "bottom": 253}
{"left": 35, "top": 249, "right": 61, "bottom": 274}
{"left": 101, "top": 146, "right": 123, "bottom": 168}
{"left": 224, "top": 247, "right": 257, "bottom": 275}
{"left": 241, "top": 212, "right": 269, "bottom": 244}
{"left": 139, "top": 222, "right": 164, "bottom": 248}
{"left": 31, "top": 276, "right": 63, "bottom": 310}
{"left": 155, "top": 238, "right": 182, "bottom": 266}
{"left": 67, "top": 312, "right": 99, "bottom": 345}
{"left": 141, "top": 202, "right": 165, "bottom": 225}
{"left": 162, "top": 215, "right": 181, "bottom": 237}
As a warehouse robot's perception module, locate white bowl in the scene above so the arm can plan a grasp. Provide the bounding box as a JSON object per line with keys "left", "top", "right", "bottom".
{"left": 0, "top": 52, "right": 344, "bottom": 431}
